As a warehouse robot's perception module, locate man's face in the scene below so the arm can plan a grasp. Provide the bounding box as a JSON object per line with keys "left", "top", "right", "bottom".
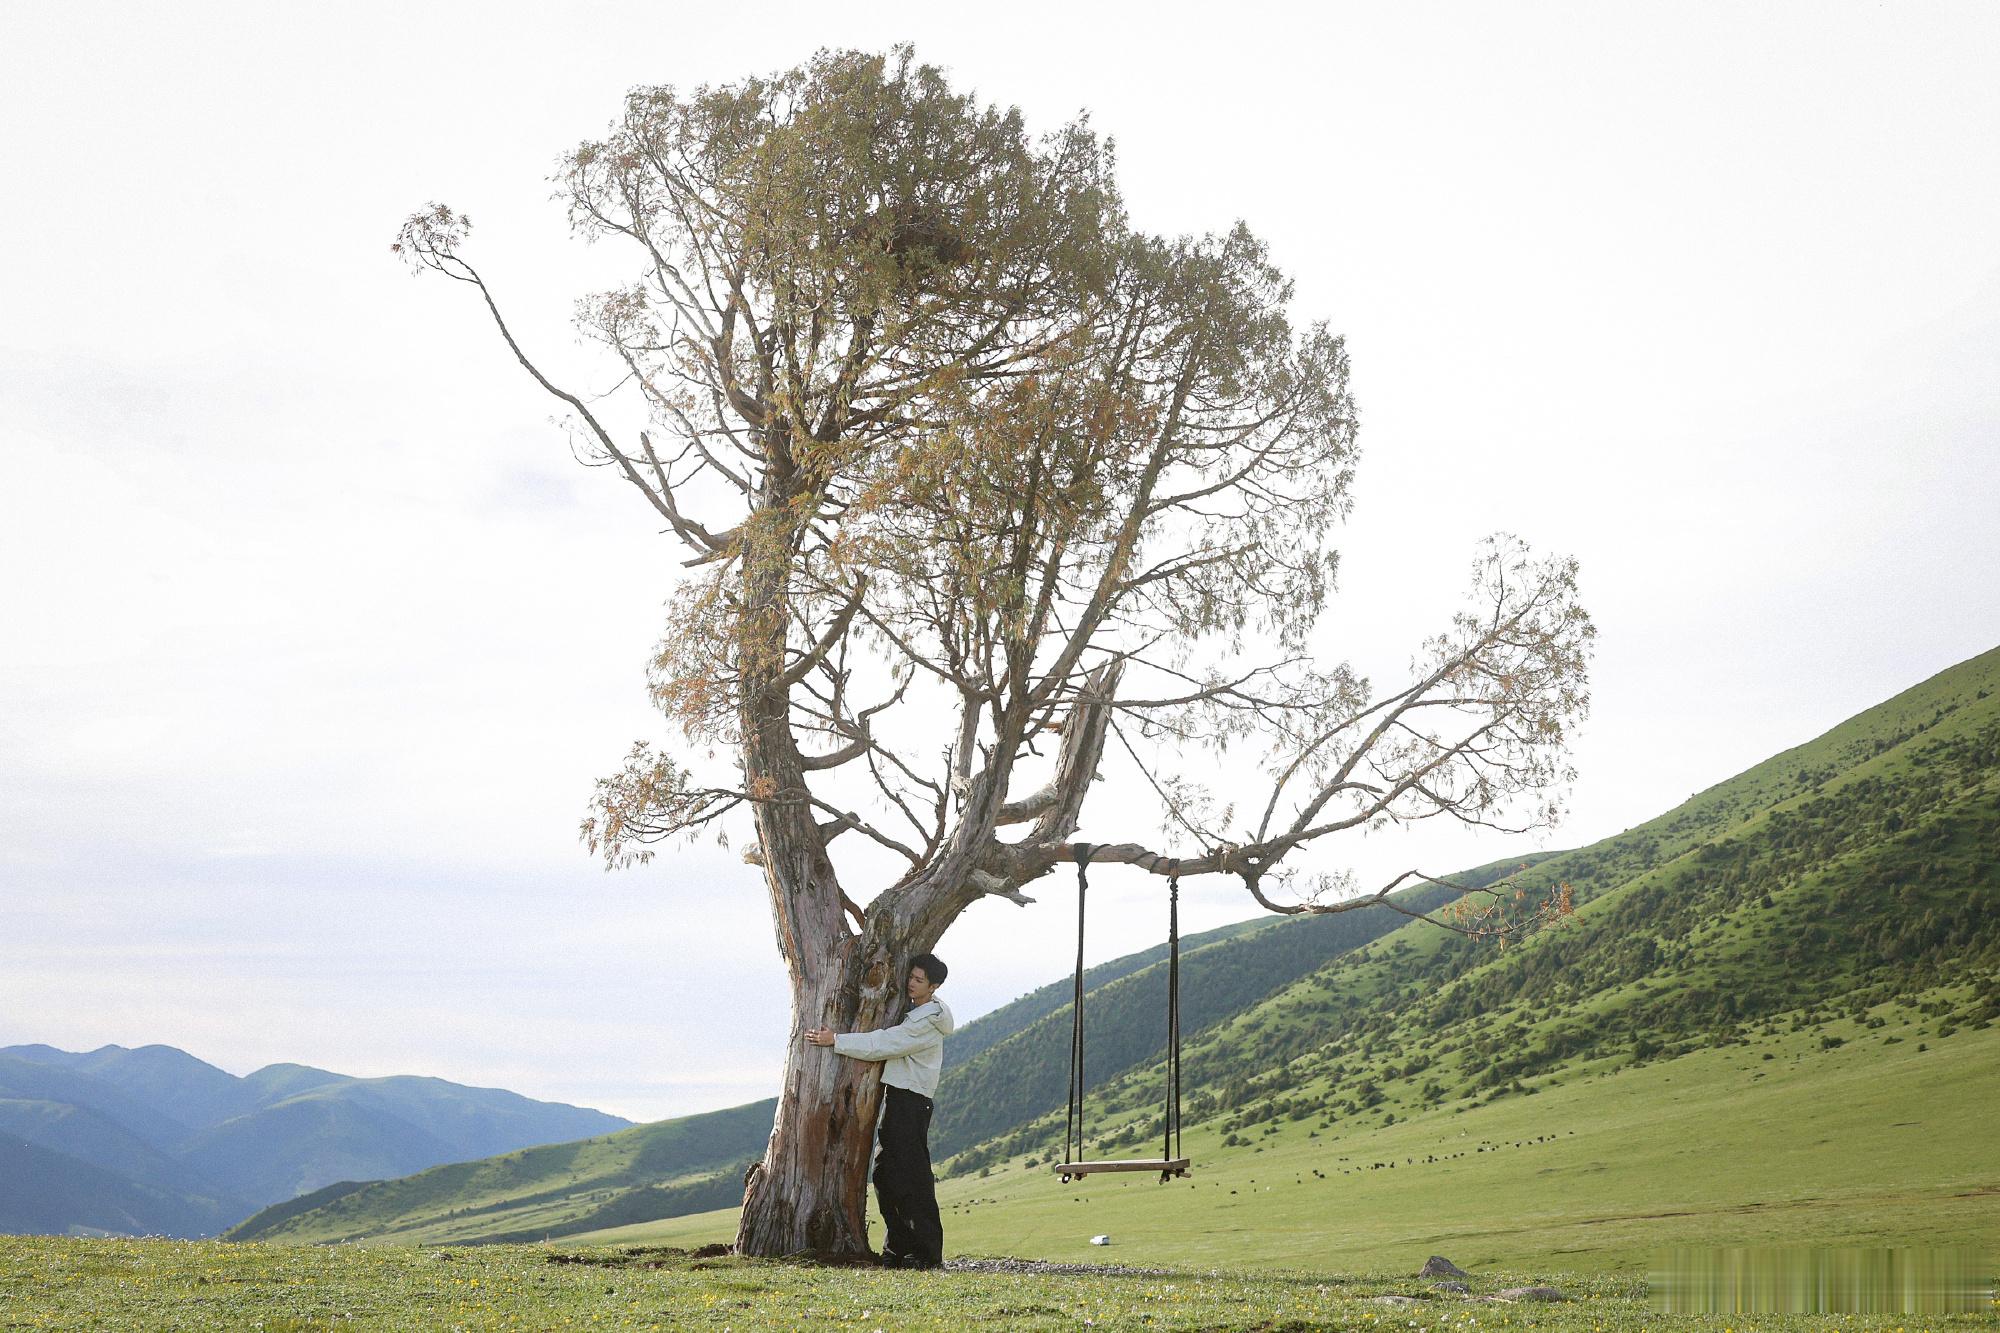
{"left": 907, "top": 966, "right": 936, "bottom": 1006}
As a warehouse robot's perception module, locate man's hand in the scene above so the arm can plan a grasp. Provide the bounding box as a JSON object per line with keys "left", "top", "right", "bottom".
{"left": 803, "top": 1026, "right": 837, "bottom": 1047}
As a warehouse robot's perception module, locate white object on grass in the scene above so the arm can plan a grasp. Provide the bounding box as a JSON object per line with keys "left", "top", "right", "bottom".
{"left": 1090, "top": 1235, "right": 1111, "bottom": 1246}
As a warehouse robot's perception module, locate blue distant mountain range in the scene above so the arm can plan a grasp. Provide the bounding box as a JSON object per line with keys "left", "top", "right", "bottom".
{"left": 0, "top": 1043, "right": 630, "bottom": 1238}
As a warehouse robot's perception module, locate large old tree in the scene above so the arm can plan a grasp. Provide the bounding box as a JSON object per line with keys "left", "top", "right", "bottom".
{"left": 397, "top": 47, "right": 1592, "bottom": 1258}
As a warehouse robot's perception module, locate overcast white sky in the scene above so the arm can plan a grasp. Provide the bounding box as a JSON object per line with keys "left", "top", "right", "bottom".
{"left": 4, "top": 1, "right": 1997, "bottom": 1124}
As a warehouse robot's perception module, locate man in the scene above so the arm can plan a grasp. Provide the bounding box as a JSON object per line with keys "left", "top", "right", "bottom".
{"left": 804, "top": 953, "right": 955, "bottom": 1270}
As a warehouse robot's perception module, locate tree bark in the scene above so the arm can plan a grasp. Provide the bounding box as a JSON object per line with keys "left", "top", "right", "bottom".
{"left": 732, "top": 667, "right": 1120, "bottom": 1257}
{"left": 735, "top": 959, "right": 899, "bottom": 1257}
{"left": 734, "top": 858, "right": 966, "bottom": 1258}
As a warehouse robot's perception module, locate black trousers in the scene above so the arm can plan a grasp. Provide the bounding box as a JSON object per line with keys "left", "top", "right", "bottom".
{"left": 873, "top": 1085, "right": 942, "bottom": 1267}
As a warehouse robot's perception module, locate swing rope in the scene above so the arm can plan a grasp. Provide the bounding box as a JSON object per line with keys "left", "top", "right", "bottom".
{"left": 1063, "top": 843, "right": 1091, "bottom": 1171}
{"left": 1162, "top": 861, "right": 1183, "bottom": 1177}
{"left": 1058, "top": 846, "right": 1190, "bottom": 1183}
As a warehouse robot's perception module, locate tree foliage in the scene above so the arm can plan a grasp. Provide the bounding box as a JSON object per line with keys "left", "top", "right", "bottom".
{"left": 397, "top": 45, "right": 1593, "bottom": 930}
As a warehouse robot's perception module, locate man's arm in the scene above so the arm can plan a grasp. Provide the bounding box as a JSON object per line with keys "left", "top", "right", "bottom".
{"left": 806, "top": 1007, "right": 944, "bottom": 1061}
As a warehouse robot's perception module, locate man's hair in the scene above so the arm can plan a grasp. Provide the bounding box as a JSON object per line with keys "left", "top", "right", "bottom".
{"left": 909, "top": 952, "right": 948, "bottom": 986}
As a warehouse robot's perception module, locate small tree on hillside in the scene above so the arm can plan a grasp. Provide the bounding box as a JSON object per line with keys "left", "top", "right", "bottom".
{"left": 396, "top": 46, "right": 1593, "bottom": 1258}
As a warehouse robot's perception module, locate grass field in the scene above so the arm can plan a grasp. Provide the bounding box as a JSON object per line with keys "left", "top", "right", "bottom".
{"left": 572, "top": 1010, "right": 2000, "bottom": 1276}
{"left": 3, "top": 1236, "right": 1991, "bottom": 1331}
{"left": 13, "top": 1013, "right": 1984, "bottom": 1330}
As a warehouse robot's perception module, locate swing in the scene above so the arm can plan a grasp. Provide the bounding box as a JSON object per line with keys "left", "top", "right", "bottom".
{"left": 1053, "top": 844, "right": 1191, "bottom": 1184}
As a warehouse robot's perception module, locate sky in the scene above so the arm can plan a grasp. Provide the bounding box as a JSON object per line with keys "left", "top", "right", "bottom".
{"left": 3, "top": 1, "right": 1997, "bottom": 1124}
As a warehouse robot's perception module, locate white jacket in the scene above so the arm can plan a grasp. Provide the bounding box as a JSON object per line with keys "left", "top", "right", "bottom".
{"left": 833, "top": 998, "right": 956, "bottom": 1097}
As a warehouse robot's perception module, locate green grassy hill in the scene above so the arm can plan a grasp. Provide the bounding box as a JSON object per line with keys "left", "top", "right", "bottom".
{"left": 1118, "top": 644, "right": 2000, "bottom": 1155}
{"left": 592, "top": 1003, "right": 1999, "bottom": 1274}
{"left": 224, "top": 1097, "right": 780, "bottom": 1244}
{"left": 933, "top": 873, "right": 1508, "bottom": 1163}
{"left": 582, "top": 646, "right": 2000, "bottom": 1269}
{"left": 943, "top": 917, "right": 1272, "bottom": 1070}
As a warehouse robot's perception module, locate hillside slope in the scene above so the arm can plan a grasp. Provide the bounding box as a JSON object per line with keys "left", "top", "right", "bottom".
{"left": 1111, "top": 643, "right": 2000, "bottom": 1155}
{"left": 580, "top": 645, "right": 2000, "bottom": 1270}
{"left": 583, "top": 645, "right": 2000, "bottom": 1269}
{"left": 226, "top": 1097, "right": 781, "bottom": 1243}
{"left": 592, "top": 1004, "right": 2000, "bottom": 1273}
{"left": 933, "top": 875, "right": 1498, "bottom": 1162}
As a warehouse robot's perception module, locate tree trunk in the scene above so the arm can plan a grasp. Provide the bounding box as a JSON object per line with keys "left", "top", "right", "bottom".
{"left": 735, "top": 938, "right": 903, "bottom": 1258}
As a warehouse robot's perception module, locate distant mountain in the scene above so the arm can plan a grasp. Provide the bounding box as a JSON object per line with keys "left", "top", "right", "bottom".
{"left": 0, "top": 1097, "right": 213, "bottom": 1201}
{"left": 8, "top": 1043, "right": 264, "bottom": 1130}
{"left": 176, "top": 1073, "right": 635, "bottom": 1209}
{"left": 179, "top": 1095, "right": 467, "bottom": 1205}
{"left": 240, "top": 1064, "right": 351, "bottom": 1107}
{"left": 247, "top": 644, "right": 2000, "bottom": 1248}
{"left": 0, "top": 1133, "right": 240, "bottom": 1238}
{"left": 0, "top": 1044, "right": 632, "bottom": 1238}
{"left": 0, "top": 1052, "right": 198, "bottom": 1152}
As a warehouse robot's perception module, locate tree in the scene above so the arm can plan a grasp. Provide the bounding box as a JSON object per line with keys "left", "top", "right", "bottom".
{"left": 395, "top": 46, "right": 1593, "bottom": 1259}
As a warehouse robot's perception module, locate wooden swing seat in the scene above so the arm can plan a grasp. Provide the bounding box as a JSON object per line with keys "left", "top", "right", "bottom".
{"left": 1052, "top": 1157, "right": 1191, "bottom": 1180}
